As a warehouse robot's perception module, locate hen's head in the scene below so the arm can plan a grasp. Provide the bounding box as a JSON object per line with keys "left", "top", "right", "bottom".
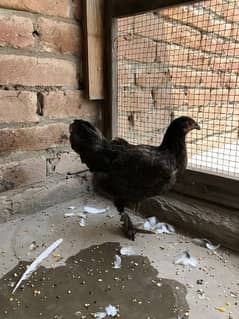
{"left": 169, "top": 116, "right": 200, "bottom": 135}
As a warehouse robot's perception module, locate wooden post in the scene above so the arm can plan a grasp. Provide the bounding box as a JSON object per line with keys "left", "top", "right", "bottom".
{"left": 83, "top": 0, "right": 104, "bottom": 100}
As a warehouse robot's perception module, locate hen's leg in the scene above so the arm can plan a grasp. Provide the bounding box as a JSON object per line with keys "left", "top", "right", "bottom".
{"left": 114, "top": 200, "right": 136, "bottom": 241}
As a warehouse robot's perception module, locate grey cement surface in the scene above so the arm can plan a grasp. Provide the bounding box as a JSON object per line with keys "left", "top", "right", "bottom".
{"left": 0, "top": 193, "right": 238, "bottom": 318}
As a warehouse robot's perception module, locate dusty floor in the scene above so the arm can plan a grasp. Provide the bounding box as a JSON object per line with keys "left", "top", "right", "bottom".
{"left": 0, "top": 193, "right": 238, "bottom": 319}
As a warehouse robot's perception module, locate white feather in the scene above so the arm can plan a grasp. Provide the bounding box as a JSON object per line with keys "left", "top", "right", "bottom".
{"left": 113, "top": 255, "right": 122, "bottom": 269}
{"left": 120, "top": 247, "right": 137, "bottom": 256}
{"left": 174, "top": 251, "right": 198, "bottom": 268}
{"left": 12, "top": 238, "right": 63, "bottom": 294}
{"left": 83, "top": 206, "right": 108, "bottom": 214}
{"left": 105, "top": 304, "right": 118, "bottom": 316}
{"left": 94, "top": 312, "right": 107, "bottom": 319}
{"left": 79, "top": 218, "right": 86, "bottom": 227}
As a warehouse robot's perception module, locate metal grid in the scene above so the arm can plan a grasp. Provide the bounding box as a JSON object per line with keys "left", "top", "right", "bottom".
{"left": 116, "top": 0, "right": 239, "bottom": 179}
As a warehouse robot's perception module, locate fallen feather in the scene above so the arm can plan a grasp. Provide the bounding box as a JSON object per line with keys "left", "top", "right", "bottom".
{"left": 68, "top": 206, "right": 76, "bottom": 210}
{"left": 64, "top": 212, "right": 86, "bottom": 218}
{"left": 120, "top": 247, "right": 137, "bottom": 256}
{"left": 143, "top": 217, "right": 175, "bottom": 234}
{"left": 94, "top": 312, "right": 107, "bottom": 319}
{"left": 12, "top": 238, "right": 63, "bottom": 294}
{"left": 174, "top": 251, "right": 198, "bottom": 268}
{"left": 192, "top": 238, "right": 220, "bottom": 251}
{"left": 93, "top": 305, "right": 119, "bottom": 318}
{"left": 155, "top": 223, "right": 175, "bottom": 234}
{"left": 83, "top": 206, "right": 108, "bottom": 214}
{"left": 105, "top": 304, "right": 118, "bottom": 317}
{"left": 113, "top": 255, "right": 121, "bottom": 269}
{"left": 79, "top": 218, "right": 86, "bottom": 227}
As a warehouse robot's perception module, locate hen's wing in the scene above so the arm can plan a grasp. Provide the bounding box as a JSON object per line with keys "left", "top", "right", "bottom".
{"left": 105, "top": 145, "right": 177, "bottom": 201}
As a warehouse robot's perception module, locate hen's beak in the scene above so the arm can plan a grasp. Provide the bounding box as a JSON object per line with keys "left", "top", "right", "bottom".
{"left": 193, "top": 122, "right": 200, "bottom": 130}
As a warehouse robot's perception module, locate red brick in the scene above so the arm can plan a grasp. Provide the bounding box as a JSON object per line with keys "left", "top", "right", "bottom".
{"left": 159, "top": 5, "right": 189, "bottom": 20}
{"left": 136, "top": 69, "right": 171, "bottom": 88}
{"left": 41, "top": 90, "right": 98, "bottom": 119}
{"left": 210, "top": 57, "right": 239, "bottom": 73}
{"left": 132, "top": 109, "right": 171, "bottom": 133}
{"left": 186, "top": 50, "right": 211, "bottom": 70}
{"left": 0, "top": 157, "right": 46, "bottom": 187}
{"left": 134, "top": 14, "right": 201, "bottom": 50}
{"left": 229, "top": 88, "right": 239, "bottom": 103}
{"left": 157, "top": 43, "right": 211, "bottom": 71}
{"left": 186, "top": 88, "right": 231, "bottom": 108}
{"left": 0, "top": 90, "right": 38, "bottom": 123}
{"left": 153, "top": 88, "right": 187, "bottom": 109}
{"left": 118, "top": 89, "right": 153, "bottom": 112}
{"left": 224, "top": 41, "right": 239, "bottom": 57}
{"left": 200, "top": 34, "right": 226, "bottom": 55}
{"left": 39, "top": 18, "right": 81, "bottom": 55}
{"left": 203, "top": 0, "right": 239, "bottom": 23}
{"left": 54, "top": 152, "right": 87, "bottom": 175}
{"left": 0, "top": 15, "right": 34, "bottom": 49}
{"left": 0, "top": 123, "right": 69, "bottom": 153}
{"left": 0, "top": 55, "right": 78, "bottom": 87}
{"left": 170, "top": 68, "right": 221, "bottom": 89}
{"left": 72, "top": 0, "right": 81, "bottom": 20}
{"left": 161, "top": 5, "right": 232, "bottom": 39}
{"left": 118, "top": 17, "right": 134, "bottom": 34}
{"left": 220, "top": 73, "right": 239, "bottom": 89}
{"left": 118, "top": 62, "right": 134, "bottom": 87}
{"left": 117, "top": 35, "right": 156, "bottom": 62}
{"left": 0, "top": 0, "right": 70, "bottom": 18}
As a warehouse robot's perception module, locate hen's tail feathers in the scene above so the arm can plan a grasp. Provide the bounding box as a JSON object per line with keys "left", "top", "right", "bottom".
{"left": 70, "top": 120, "right": 111, "bottom": 172}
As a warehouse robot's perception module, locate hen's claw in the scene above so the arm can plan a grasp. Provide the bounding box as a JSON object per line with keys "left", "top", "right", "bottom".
{"left": 120, "top": 213, "right": 137, "bottom": 241}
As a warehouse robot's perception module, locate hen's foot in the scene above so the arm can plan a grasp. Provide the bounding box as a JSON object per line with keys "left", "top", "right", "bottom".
{"left": 120, "top": 213, "right": 137, "bottom": 241}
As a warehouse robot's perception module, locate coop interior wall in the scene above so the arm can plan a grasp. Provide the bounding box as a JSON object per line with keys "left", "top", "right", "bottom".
{"left": 0, "top": 0, "right": 102, "bottom": 193}
{"left": 117, "top": 0, "right": 239, "bottom": 178}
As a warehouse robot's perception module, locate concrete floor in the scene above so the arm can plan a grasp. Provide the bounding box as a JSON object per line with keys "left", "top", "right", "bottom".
{"left": 0, "top": 192, "right": 238, "bottom": 318}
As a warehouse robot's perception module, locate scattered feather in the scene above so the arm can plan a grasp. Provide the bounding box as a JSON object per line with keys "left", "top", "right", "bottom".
{"left": 175, "top": 251, "right": 198, "bottom": 268}
{"left": 64, "top": 212, "right": 86, "bottom": 218}
{"left": 79, "top": 218, "right": 86, "bottom": 227}
{"left": 192, "top": 238, "right": 220, "bottom": 251}
{"left": 12, "top": 238, "right": 63, "bottom": 294}
{"left": 143, "top": 217, "right": 175, "bottom": 234}
{"left": 93, "top": 305, "right": 119, "bottom": 318}
{"left": 68, "top": 206, "right": 76, "bottom": 210}
{"left": 94, "top": 312, "right": 107, "bottom": 319}
{"left": 113, "top": 255, "right": 121, "bottom": 269}
{"left": 105, "top": 304, "right": 118, "bottom": 317}
{"left": 83, "top": 206, "right": 108, "bottom": 214}
{"left": 120, "top": 247, "right": 137, "bottom": 256}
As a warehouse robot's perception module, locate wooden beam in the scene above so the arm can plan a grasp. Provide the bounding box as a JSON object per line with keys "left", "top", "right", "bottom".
{"left": 112, "top": 0, "right": 201, "bottom": 18}
{"left": 174, "top": 169, "right": 239, "bottom": 210}
{"left": 103, "top": 1, "right": 118, "bottom": 139}
{"left": 83, "top": 0, "right": 104, "bottom": 100}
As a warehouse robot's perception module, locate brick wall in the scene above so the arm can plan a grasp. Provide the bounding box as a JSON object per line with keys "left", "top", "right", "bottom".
{"left": 117, "top": 0, "right": 239, "bottom": 159}
{"left": 0, "top": 0, "right": 101, "bottom": 193}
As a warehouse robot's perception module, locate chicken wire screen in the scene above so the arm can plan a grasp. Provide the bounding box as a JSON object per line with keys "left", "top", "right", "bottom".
{"left": 115, "top": 0, "right": 239, "bottom": 179}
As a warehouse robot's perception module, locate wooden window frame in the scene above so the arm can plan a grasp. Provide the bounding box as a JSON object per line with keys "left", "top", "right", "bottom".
{"left": 104, "top": 0, "right": 239, "bottom": 211}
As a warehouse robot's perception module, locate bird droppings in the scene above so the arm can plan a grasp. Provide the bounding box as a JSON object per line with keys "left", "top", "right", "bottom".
{"left": 0, "top": 242, "right": 189, "bottom": 319}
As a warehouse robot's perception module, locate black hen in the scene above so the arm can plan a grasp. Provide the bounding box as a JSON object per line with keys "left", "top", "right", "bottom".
{"left": 69, "top": 116, "right": 200, "bottom": 240}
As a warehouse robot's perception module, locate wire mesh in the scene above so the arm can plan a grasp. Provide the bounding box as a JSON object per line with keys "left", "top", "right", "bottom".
{"left": 115, "top": 0, "right": 239, "bottom": 179}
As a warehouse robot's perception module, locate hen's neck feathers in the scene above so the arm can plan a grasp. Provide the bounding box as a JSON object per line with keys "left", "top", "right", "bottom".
{"left": 159, "top": 126, "right": 187, "bottom": 168}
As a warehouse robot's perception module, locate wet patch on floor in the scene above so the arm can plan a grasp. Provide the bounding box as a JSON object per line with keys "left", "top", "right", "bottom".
{"left": 0, "top": 242, "right": 189, "bottom": 319}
